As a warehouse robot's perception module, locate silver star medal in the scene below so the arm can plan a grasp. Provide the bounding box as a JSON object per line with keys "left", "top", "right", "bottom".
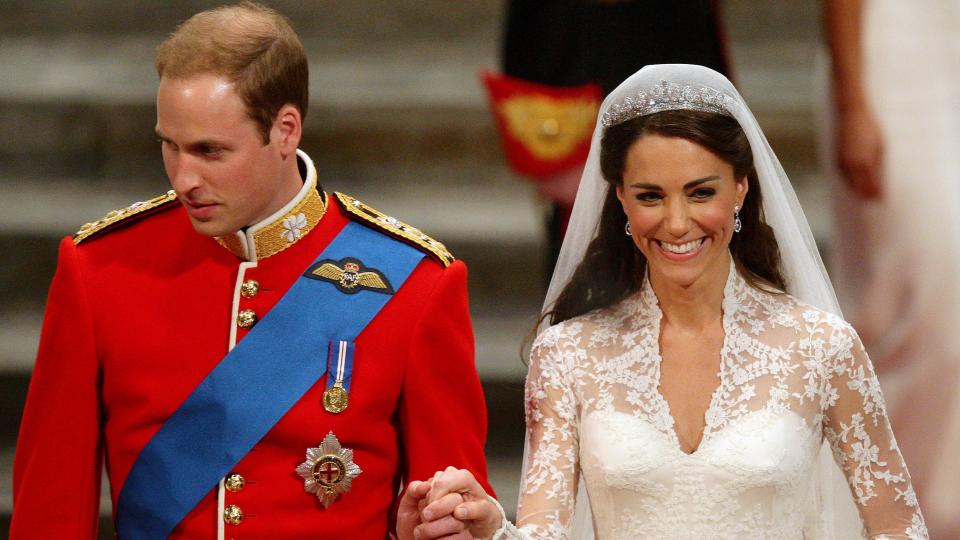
{"left": 296, "top": 431, "right": 362, "bottom": 508}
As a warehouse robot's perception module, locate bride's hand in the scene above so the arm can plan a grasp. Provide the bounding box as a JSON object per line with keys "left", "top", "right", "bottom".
{"left": 421, "top": 466, "right": 503, "bottom": 539}
{"left": 397, "top": 478, "right": 472, "bottom": 540}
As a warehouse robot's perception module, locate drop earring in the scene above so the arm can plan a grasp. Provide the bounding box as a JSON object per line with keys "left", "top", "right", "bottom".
{"left": 625, "top": 222, "right": 632, "bottom": 236}
{"left": 734, "top": 205, "right": 742, "bottom": 233}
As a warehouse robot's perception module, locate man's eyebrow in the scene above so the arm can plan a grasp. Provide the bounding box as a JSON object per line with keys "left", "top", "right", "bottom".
{"left": 627, "top": 176, "right": 721, "bottom": 190}
{"left": 154, "top": 132, "right": 227, "bottom": 148}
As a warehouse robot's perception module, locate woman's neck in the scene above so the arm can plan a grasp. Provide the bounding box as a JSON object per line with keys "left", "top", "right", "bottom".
{"left": 648, "top": 254, "right": 731, "bottom": 333}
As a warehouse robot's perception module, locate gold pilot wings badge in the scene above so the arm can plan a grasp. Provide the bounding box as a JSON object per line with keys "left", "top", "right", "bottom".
{"left": 304, "top": 257, "right": 394, "bottom": 295}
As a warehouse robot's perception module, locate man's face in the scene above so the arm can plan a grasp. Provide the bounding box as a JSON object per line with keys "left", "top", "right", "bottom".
{"left": 156, "top": 74, "right": 291, "bottom": 237}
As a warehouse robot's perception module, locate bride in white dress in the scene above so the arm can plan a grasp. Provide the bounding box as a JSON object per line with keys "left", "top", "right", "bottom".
{"left": 400, "top": 64, "right": 926, "bottom": 539}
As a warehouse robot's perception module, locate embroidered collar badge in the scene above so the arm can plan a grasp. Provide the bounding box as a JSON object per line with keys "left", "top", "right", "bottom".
{"left": 296, "top": 431, "right": 362, "bottom": 508}
{"left": 305, "top": 257, "right": 394, "bottom": 294}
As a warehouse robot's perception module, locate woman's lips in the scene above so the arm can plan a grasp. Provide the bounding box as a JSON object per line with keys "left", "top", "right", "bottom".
{"left": 655, "top": 237, "right": 708, "bottom": 261}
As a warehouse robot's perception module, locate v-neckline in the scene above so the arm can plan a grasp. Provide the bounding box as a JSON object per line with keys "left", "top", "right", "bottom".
{"left": 642, "top": 262, "right": 738, "bottom": 456}
{"left": 654, "top": 349, "right": 727, "bottom": 456}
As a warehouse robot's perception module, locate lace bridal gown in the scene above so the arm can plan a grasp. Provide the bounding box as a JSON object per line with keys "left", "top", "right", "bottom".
{"left": 495, "top": 265, "right": 926, "bottom": 539}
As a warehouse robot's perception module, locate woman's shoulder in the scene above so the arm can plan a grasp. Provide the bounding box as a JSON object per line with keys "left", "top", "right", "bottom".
{"left": 533, "top": 299, "right": 633, "bottom": 353}
{"left": 744, "top": 288, "right": 860, "bottom": 359}
{"left": 741, "top": 284, "right": 850, "bottom": 332}
{"left": 782, "top": 293, "right": 851, "bottom": 332}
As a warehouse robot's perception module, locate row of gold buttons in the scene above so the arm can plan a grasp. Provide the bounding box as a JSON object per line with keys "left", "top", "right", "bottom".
{"left": 223, "top": 472, "right": 246, "bottom": 525}
{"left": 237, "top": 279, "right": 260, "bottom": 329}
{"left": 227, "top": 280, "right": 258, "bottom": 525}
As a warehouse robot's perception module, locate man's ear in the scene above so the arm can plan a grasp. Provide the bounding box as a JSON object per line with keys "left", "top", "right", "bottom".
{"left": 272, "top": 104, "right": 302, "bottom": 157}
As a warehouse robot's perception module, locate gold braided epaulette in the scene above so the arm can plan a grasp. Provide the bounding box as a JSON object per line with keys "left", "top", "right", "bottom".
{"left": 73, "top": 190, "right": 178, "bottom": 245}
{"left": 335, "top": 192, "right": 454, "bottom": 267}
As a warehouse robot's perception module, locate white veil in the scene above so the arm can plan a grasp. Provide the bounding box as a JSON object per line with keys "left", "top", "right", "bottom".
{"left": 525, "top": 64, "right": 864, "bottom": 538}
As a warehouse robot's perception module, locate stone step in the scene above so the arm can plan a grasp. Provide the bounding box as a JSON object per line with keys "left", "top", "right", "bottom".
{"left": 0, "top": 0, "right": 504, "bottom": 40}
{"left": 0, "top": 26, "right": 823, "bottom": 179}
{"left": 0, "top": 0, "right": 816, "bottom": 43}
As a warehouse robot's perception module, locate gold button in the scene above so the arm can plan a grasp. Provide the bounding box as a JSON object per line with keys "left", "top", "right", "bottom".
{"left": 225, "top": 473, "right": 246, "bottom": 492}
{"left": 240, "top": 279, "right": 260, "bottom": 299}
{"left": 223, "top": 504, "right": 243, "bottom": 525}
{"left": 237, "top": 309, "right": 257, "bottom": 328}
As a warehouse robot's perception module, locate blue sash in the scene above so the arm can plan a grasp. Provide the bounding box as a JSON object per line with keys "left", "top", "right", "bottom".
{"left": 116, "top": 222, "right": 425, "bottom": 538}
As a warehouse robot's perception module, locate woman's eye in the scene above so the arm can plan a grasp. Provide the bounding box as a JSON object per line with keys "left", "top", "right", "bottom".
{"left": 691, "top": 188, "right": 716, "bottom": 199}
{"left": 636, "top": 192, "right": 662, "bottom": 202}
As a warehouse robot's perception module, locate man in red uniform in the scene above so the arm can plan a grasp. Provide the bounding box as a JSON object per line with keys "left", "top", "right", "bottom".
{"left": 10, "top": 3, "right": 490, "bottom": 538}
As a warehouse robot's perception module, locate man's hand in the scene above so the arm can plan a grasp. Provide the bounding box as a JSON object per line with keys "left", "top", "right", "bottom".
{"left": 396, "top": 478, "right": 472, "bottom": 540}
{"left": 420, "top": 467, "right": 503, "bottom": 540}
{"left": 396, "top": 480, "right": 431, "bottom": 540}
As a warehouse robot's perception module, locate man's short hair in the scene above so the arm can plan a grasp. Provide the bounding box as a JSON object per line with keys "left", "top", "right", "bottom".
{"left": 155, "top": 1, "right": 309, "bottom": 143}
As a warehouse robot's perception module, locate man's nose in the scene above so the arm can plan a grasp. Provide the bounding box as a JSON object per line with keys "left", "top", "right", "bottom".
{"left": 168, "top": 156, "right": 203, "bottom": 196}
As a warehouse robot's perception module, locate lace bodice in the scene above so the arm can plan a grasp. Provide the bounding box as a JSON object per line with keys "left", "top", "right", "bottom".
{"left": 496, "top": 267, "right": 927, "bottom": 539}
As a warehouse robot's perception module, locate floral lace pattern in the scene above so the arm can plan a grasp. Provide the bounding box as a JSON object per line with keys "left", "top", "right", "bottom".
{"left": 498, "top": 266, "right": 927, "bottom": 540}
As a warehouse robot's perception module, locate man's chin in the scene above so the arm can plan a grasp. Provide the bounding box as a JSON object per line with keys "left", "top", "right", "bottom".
{"left": 187, "top": 217, "right": 236, "bottom": 238}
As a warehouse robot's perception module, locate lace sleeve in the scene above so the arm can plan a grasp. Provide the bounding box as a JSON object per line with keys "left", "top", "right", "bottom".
{"left": 496, "top": 324, "right": 582, "bottom": 540}
{"left": 822, "top": 319, "right": 928, "bottom": 539}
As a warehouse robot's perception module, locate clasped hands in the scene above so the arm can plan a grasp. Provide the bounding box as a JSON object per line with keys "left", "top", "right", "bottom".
{"left": 396, "top": 466, "right": 502, "bottom": 540}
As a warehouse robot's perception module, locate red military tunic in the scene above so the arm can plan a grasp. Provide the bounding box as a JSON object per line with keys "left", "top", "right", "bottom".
{"left": 11, "top": 152, "right": 491, "bottom": 538}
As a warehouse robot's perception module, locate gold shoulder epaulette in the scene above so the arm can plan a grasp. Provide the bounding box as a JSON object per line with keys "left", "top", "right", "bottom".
{"left": 334, "top": 192, "right": 454, "bottom": 267}
{"left": 73, "top": 190, "right": 178, "bottom": 245}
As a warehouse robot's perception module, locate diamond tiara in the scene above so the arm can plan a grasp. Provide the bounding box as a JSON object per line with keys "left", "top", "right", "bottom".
{"left": 601, "top": 80, "right": 736, "bottom": 127}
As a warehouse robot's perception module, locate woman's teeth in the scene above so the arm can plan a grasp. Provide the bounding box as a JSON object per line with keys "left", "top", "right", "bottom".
{"left": 659, "top": 239, "right": 703, "bottom": 254}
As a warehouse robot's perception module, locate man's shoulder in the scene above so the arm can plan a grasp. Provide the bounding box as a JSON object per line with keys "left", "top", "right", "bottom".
{"left": 72, "top": 190, "right": 181, "bottom": 246}
{"left": 332, "top": 192, "right": 454, "bottom": 268}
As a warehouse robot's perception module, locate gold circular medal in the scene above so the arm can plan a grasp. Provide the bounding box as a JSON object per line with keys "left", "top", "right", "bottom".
{"left": 323, "top": 385, "right": 349, "bottom": 413}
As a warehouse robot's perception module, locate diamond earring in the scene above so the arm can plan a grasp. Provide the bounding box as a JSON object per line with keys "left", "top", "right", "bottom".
{"left": 625, "top": 221, "right": 632, "bottom": 236}
{"left": 734, "top": 205, "right": 742, "bottom": 233}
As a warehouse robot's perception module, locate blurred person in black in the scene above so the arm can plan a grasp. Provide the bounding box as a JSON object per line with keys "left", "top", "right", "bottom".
{"left": 501, "top": 0, "right": 731, "bottom": 272}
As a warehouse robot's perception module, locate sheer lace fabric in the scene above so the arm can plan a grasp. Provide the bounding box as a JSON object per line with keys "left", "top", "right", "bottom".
{"left": 498, "top": 266, "right": 926, "bottom": 540}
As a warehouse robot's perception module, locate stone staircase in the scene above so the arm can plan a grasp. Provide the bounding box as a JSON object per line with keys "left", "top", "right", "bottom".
{"left": 0, "top": 1, "right": 828, "bottom": 536}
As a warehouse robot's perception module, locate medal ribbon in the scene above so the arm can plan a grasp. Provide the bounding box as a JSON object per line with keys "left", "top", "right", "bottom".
{"left": 327, "top": 340, "right": 355, "bottom": 393}
{"left": 116, "top": 221, "right": 425, "bottom": 539}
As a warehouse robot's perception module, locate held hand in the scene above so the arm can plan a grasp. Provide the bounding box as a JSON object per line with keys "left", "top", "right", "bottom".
{"left": 420, "top": 466, "right": 503, "bottom": 540}
{"left": 399, "top": 476, "right": 472, "bottom": 540}
{"left": 836, "top": 105, "right": 884, "bottom": 200}
{"left": 396, "top": 480, "right": 431, "bottom": 540}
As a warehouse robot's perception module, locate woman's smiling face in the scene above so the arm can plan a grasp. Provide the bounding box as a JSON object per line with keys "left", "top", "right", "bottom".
{"left": 617, "top": 134, "right": 747, "bottom": 289}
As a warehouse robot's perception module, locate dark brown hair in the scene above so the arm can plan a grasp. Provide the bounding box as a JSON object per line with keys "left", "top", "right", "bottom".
{"left": 546, "top": 109, "right": 785, "bottom": 325}
{"left": 155, "top": 2, "right": 309, "bottom": 143}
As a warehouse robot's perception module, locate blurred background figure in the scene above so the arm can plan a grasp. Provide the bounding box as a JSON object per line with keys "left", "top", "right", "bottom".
{"left": 491, "top": 0, "right": 730, "bottom": 272}
{"left": 824, "top": 1, "right": 960, "bottom": 537}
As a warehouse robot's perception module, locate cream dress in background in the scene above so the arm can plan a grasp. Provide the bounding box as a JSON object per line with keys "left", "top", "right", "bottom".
{"left": 825, "top": 1, "right": 960, "bottom": 537}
